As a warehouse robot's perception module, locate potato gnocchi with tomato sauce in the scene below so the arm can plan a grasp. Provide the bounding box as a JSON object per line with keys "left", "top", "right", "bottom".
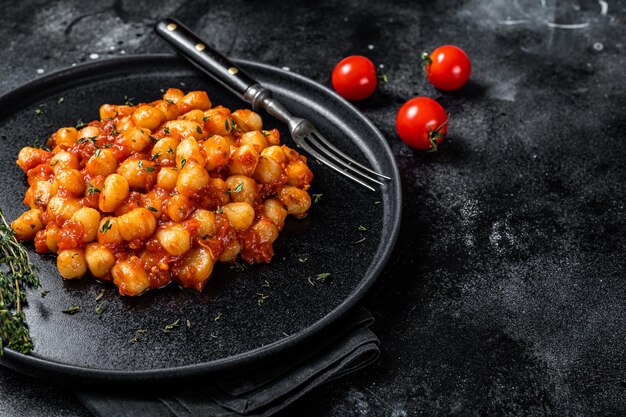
{"left": 11, "top": 88, "right": 313, "bottom": 296}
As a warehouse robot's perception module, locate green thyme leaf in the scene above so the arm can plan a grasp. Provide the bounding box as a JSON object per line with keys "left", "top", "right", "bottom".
{"left": 163, "top": 319, "right": 181, "bottom": 332}
{"left": 99, "top": 219, "right": 112, "bottom": 234}
{"left": 315, "top": 273, "right": 331, "bottom": 282}
{"left": 230, "top": 262, "right": 246, "bottom": 272}
{"left": 62, "top": 306, "right": 81, "bottom": 315}
{"left": 86, "top": 183, "right": 101, "bottom": 196}
{"left": 95, "top": 302, "right": 107, "bottom": 318}
{"left": 257, "top": 293, "right": 269, "bottom": 306}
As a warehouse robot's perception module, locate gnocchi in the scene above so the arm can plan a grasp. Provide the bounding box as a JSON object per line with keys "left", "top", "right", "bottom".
{"left": 11, "top": 89, "right": 313, "bottom": 296}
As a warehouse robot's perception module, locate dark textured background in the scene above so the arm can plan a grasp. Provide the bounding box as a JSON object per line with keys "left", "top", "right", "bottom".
{"left": 1, "top": 0, "right": 625, "bottom": 415}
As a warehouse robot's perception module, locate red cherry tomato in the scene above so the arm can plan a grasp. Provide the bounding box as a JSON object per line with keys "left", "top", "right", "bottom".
{"left": 396, "top": 97, "right": 448, "bottom": 151}
{"left": 423, "top": 45, "right": 471, "bottom": 91}
{"left": 331, "top": 55, "right": 377, "bottom": 101}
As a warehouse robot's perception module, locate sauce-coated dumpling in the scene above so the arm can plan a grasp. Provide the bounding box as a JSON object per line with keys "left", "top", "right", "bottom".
{"left": 12, "top": 88, "right": 313, "bottom": 296}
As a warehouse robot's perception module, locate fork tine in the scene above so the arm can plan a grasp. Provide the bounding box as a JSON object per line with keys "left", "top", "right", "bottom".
{"left": 295, "top": 140, "right": 377, "bottom": 192}
{"left": 305, "top": 131, "right": 384, "bottom": 186}
{"left": 309, "top": 130, "right": 392, "bottom": 180}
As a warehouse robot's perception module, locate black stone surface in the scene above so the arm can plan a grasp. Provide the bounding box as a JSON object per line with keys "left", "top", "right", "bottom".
{"left": 1, "top": 0, "right": 625, "bottom": 416}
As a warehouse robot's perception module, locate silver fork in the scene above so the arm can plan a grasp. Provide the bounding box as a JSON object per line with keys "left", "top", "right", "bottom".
{"left": 155, "top": 18, "right": 391, "bottom": 191}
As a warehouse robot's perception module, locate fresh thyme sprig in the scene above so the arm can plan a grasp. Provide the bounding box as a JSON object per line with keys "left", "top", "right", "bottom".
{"left": 0, "top": 209, "right": 40, "bottom": 355}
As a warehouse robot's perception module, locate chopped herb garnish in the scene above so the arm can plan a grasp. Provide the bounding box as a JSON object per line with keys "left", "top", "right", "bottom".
{"left": 358, "top": 225, "right": 367, "bottom": 231}
{"left": 163, "top": 319, "right": 180, "bottom": 332}
{"left": 377, "top": 68, "right": 388, "bottom": 83}
{"left": 262, "top": 280, "right": 270, "bottom": 288}
{"left": 257, "top": 293, "right": 269, "bottom": 306}
{"left": 77, "top": 136, "right": 96, "bottom": 145}
{"left": 151, "top": 152, "right": 160, "bottom": 161}
{"left": 124, "top": 96, "right": 135, "bottom": 106}
{"left": 196, "top": 126, "right": 202, "bottom": 134}
{"left": 261, "top": 131, "right": 269, "bottom": 137}
{"left": 76, "top": 119, "right": 87, "bottom": 129}
{"left": 312, "top": 193, "right": 323, "bottom": 203}
{"left": 149, "top": 135, "right": 158, "bottom": 143}
{"left": 186, "top": 319, "right": 191, "bottom": 328}
{"left": 62, "top": 306, "right": 81, "bottom": 315}
{"left": 165, "top": 99, "right": 175, "bottom": 104}
{"left": 95, "top": 289, "right": 105, "bottom": 302}
{"left": 374, "top": 200, "right": 382, "bottom": 205}
{"left": 298, "top": 257, "right": 308, "bottom": 263}
{"left": 40, "top": 290, "right": 50, "bottom": 298}
{"left": 135, "top": 329, "right": 147, "bottom": 334}
{"left": 129, "top": 337, "right": 140, "bottom": 344}
{"left": 316, "top": 273, "right": 331, "bottom": 282}
{"left": 163, "top": 127, "right": 170, "bottom": 134}
{"left": 214, "top": 206, "right": 224, "bottom": 214}
{"left": 86, "top": 183, "right": 100, "bottom": 195}
{"left": 233, "top": 182, "right": 244, "bottom": 193}
{"left": 214, "top": 312, "right": 222, "bottom": 321}
{"left": 49, "top": 160, "right": 59, "bottom": 167}
{"left": 111, "top": 127, "right": 119, "bottom": 135}
{"left": 34, "top": 108, "right": 44, "bottom": 116}
{"left": 282, "top": 332, "right": 290, "bottom": 337}
{"left": 180, "top": 157, "right": 187, "bottom": 169}
{"left": 147, "top": 206, "right": 158, "bottom": 212}
{"left": 167, "top": 147, "right": 174, "bottom": 154}
{"left": 94, "top": 149, "right": 102, "bottom": 158}
{"left": 224, "top": 119, "right": 238, "bottom": 133}
{"left": 31, "top": 137, "right": 45, "bottom": 149}
{"left": 145, "top": 166, "right": 155, "bottom": 172}
{"left": 210, "top": 333, "right": 218, "bottom": 339}
{"left": 355, "top": 237, "right": 366, "bottom": 244}
{"left": 202, "top": 116, "right": 210, "bottom": 122}
{"left": 99, "top": 219, "right": 112, "bottom": 234}
{"left": 230, "top": 262, "right": 246, "bottom": 272}
{"left": 138, "top": 160, "right": 143, "bottom": 168}
{"left": 95, "top": 302, "right": 107, "bottom": 318}
{"left": 58, "top": 97, "right": 64, "bottom": 104}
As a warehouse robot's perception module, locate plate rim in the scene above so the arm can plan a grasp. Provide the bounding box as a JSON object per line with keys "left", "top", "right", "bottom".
{"left": 0, "top": 53, "right": 402, "bottom": 383}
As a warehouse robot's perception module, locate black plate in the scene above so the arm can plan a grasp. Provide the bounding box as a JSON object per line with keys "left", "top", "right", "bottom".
{"left": 0, "top": 54, "right": 401, "bottom": 385}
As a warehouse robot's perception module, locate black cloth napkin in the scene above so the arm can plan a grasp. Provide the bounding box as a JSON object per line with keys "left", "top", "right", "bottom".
{"left": 75, "top": 307, "right": 379, "bottom": 417}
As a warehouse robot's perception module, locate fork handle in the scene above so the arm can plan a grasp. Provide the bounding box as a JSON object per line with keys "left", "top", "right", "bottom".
{"left": 155, "top": 18, "right": 257, "bottom": 99}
